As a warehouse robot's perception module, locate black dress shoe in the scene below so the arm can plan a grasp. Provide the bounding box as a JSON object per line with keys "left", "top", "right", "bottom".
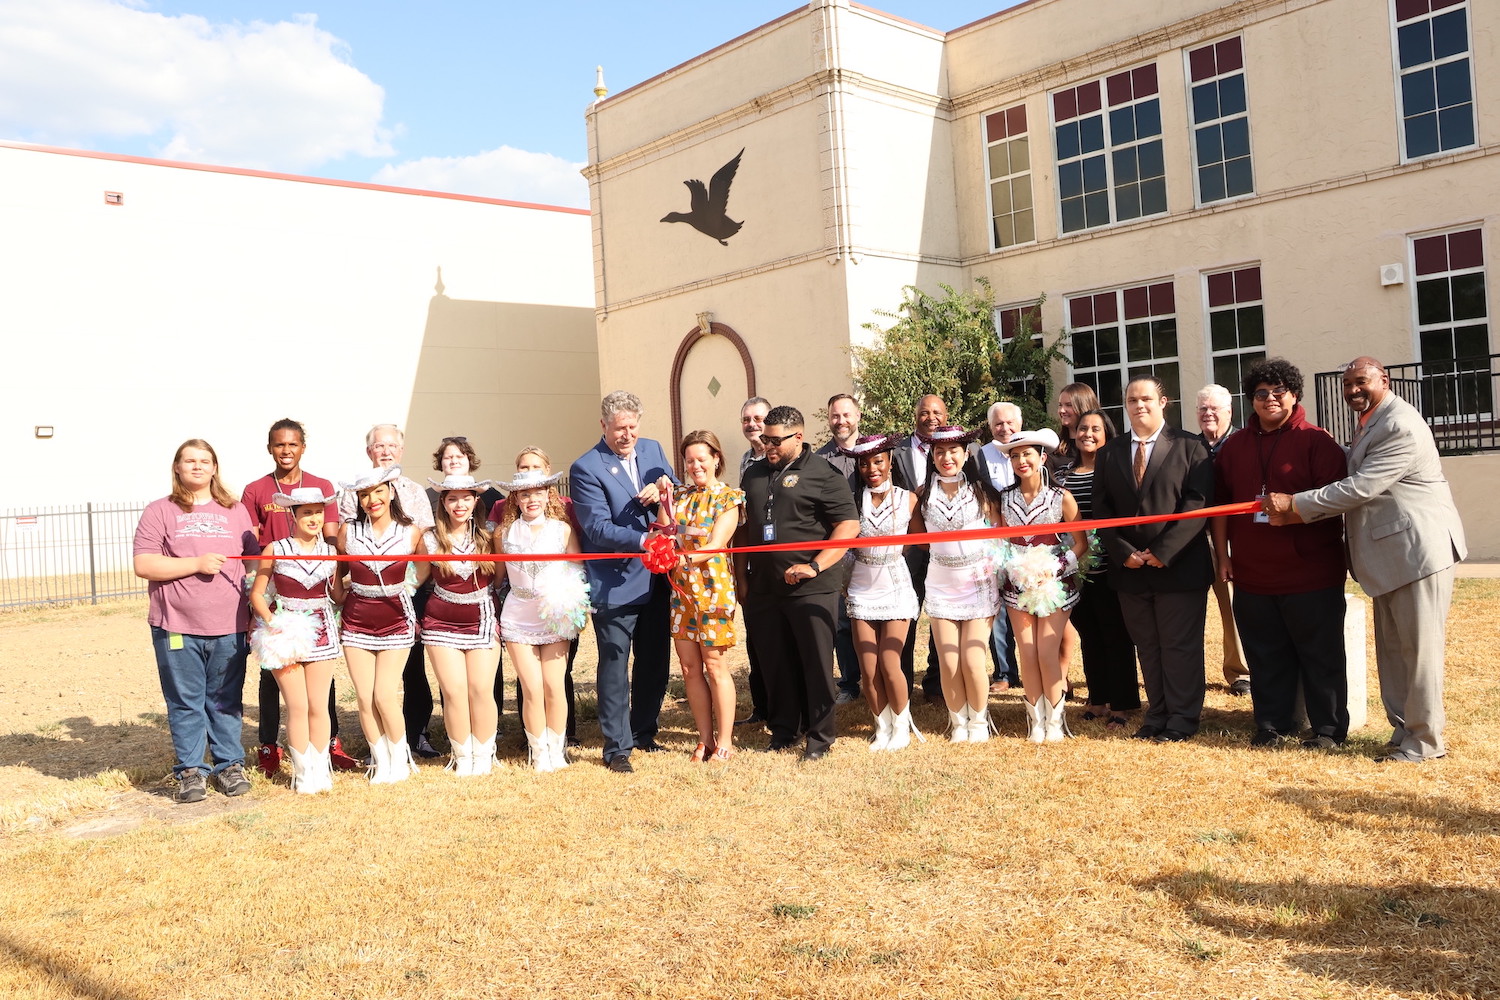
{"left": 762, "top": 740, "right": 796, "bottom": 753}
{"left": 1130, "top": 725, "right": 1163, "bottom": 741}
{"left": 1251, "top": 729, "right": 1286, "bottom": 747}
{"left": 1229, "top": 679, "right": 1252, "bottom": 696}
{"left": 735, "top": 712, "right": 764, "bottom": 727}
{"left": 606, "top": 756, "right": 635, "bottom": 773}
{"left": 1152, "top": 729, "right": 1192, "bottom": 743}
{"left": 801, "top": 748, "right": 829, "bottom": 762}
{"left": 636, "top": 740, "right": 667, "bottom": 753}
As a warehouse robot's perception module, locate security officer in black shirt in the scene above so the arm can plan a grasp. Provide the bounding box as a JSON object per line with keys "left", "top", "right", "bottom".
{"left": 737, "top": 405, "right": 859, "bottom": 760}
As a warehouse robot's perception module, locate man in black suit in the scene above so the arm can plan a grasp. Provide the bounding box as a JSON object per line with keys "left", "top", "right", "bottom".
{"left": 892, "top": 394, "right": 965, "bottom": 701}
{"left": 1095, "top": 376, "right": 1214, "bottom": 742}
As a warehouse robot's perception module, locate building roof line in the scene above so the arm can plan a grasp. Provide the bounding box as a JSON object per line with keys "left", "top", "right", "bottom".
{"left": 0, "top": 140, "right": 591, "bottom": 216}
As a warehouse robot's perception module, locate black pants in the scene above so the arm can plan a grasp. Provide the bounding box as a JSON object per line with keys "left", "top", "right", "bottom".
{"left": 1235, "top": 585, "right": 1349, "bottom": 740}
{"left": 899, "top": 548, "right": 941, "bottom": 696}
{"left": 512, "top": 635, "right": 580, "bottom": 741}
{"left": 1071, "top": 574, "right": 1140, "bottom": 710}
{"left": 745, "top": 590, "right": 839, "bottom": 753}
{"left": 256, "top": 669, "right": 341, "bottom": 745}
{"left": 744, "top": 628, "right": 769, "bottom": 719}
{"left": 402, "top": 586, "right": 434, "bottom": 741}
{"left": 1118, "top": 587, "right": 1208, "bottom": 735}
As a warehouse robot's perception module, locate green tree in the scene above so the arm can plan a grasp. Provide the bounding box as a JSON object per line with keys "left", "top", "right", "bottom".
{"left": 852, "top": 278, "right": 1068, "bottom": 438}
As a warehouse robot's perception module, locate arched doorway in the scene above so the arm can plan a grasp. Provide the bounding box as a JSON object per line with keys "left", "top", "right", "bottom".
{"left": 669, "top": 321, "right": 756, "bottom": 478}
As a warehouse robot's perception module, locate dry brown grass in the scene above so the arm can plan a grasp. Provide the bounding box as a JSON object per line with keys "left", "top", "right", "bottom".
{"left": 0, "top": 582, "right": 1496, "bottom": 999}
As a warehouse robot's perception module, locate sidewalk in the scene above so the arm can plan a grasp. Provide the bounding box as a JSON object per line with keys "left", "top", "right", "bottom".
{"left": 1457, "top": 562, "right": 1500, "bottom": 578}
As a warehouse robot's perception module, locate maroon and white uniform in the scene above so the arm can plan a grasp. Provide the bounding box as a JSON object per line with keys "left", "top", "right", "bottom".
{"left": 419, "top": 530, "right": 497, "bottom": 650}
{"left": 268, "top": 537, "right": 341, "bottom": 661}
{"left": 340, "top": 520, "right": 417, "bottom": 650}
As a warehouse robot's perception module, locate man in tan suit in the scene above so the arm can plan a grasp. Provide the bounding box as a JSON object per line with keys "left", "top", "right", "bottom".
{"left": 1265, "top": 357, "right": 1466, "bottom": 762}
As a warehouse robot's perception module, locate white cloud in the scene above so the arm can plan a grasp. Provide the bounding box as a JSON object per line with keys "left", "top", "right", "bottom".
{"left": 0, "top": 0, "right": 392, "bottom": 170}
{"left": 372, "top": 146, "right": 588, "bottom": 208}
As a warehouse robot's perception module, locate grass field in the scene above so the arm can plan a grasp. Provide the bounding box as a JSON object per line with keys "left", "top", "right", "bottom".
{"left": 0, "top": 582, "right": 1496, "bottom": 999}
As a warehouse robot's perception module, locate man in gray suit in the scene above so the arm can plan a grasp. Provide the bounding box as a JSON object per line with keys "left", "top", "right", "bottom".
{"left": 1265, "top": 356, "right": 1467, "bottom": 763}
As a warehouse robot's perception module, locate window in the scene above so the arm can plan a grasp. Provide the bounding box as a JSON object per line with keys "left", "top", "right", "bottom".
{"left": 1066, "top": 280, "right": 1178, "bottom": 428}
{"left": 1393, "top": 0, "right": 1476, "bottom": 159}
{"left": 1205, "top": 265, "right": 1266, "bottom": 426}
{"left": 1053, "top": 64, "right": 1166, "bottom": 234}
{"left": 1412, "top": 227, "right": 1490, "bottom": 419}
{"left": 984, "top": 105, "right": 1035, "bottom": 249}
{"left": 997, "top": 301, "right": 1046, "bottom": 407}
{"left": 1187, "top": 37, "right": 1253, "bottom": 204}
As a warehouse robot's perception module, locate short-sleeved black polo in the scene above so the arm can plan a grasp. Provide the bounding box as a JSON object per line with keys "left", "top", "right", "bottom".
{"left": 740, "top": 444, "right": 857, "bottom": 598}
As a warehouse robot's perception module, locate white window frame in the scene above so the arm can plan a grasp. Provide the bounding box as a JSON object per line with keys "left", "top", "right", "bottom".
{"left": 1389, "top": 0, "right": 1480, "bottom": 163}
{"left": 1201, "top": 263, "right": 1267, "bottom": 428}
{"left": 982, "top": 103, "right": 1037, "bottom": 252}
{"left": 1183, "top": 34, "right": 1256, "bottom": 208}
{"left": 1050, "top": 61, "right": 1167, "bottom": 237}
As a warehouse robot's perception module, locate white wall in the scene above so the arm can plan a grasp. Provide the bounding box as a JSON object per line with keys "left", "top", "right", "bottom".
{"left": 0, "top": 144, "right": 595, "bottom": 510}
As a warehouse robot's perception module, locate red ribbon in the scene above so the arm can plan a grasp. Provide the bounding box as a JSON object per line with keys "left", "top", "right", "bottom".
{"left": 230, "top": 501, "right": 1259, "bottom": 562}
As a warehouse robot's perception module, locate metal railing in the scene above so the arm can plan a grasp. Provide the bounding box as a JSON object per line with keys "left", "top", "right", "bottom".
{"left": 1, "top": 502, "right": 150, "bottom": 609}
{"left": 1314, "top": 354, "right": 1499, "bottom": 454}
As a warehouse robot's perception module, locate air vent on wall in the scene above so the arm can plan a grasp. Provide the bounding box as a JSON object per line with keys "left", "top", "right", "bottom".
{"left": 1380, "top": 263, "right": 1404, "bottom": 286}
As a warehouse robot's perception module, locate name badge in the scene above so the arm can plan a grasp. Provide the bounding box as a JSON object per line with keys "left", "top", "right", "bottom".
{"left": 1253, "top": 493, "right": 1269, "bottom": 524}
{"left": 762, "top": 524, "right": 777, "bottom": 542}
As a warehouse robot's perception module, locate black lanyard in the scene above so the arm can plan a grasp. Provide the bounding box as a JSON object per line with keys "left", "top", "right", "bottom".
{"left": 1256, "top": 425, "right": 1287, "bottom": 494}
{"left": 763, "top": 447, "right": 807, "bottom": 525}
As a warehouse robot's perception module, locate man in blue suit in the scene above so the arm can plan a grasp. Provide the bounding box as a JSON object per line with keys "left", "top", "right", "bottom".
{"left": 569, "top": 390, "right": 677, "bottom": 773}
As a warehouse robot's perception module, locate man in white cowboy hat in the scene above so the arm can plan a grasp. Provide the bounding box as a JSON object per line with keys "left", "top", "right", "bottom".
{"left": 337, "top": 424, "right": 439, "bottom": 757}
{"left": 569, "top": 390, "right": 678, "bottom": 773}
{"left": 241, "top": 418, "right": 362, "bottom": 777}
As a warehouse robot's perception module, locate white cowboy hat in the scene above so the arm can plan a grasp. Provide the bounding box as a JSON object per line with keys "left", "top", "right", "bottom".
{"left": 996, "top": 429, "right": 1060, "bottom": 454}
{"left": 427, "top": 474, "right": 494, "bottom": 493}
{"left": 341, "top": 466, "right": 403, "bottom": 492}
{"left": 925, "top": 425, "right": 980, "bottom": 445}
{"left": 495, "top": 469, "right": 563, "bottom": 492}
{"left": 271, "top": 485, "right": 339, "bottom": 508}
{"left": 838, "top": 433, "right": 899, "bottom": 457}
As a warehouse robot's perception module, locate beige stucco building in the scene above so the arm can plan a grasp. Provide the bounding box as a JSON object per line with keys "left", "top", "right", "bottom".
{"left": 585, "top": 0, "right": 1497, "bottom": 555}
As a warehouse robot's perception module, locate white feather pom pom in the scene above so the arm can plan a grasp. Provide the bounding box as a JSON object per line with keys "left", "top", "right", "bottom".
{"left": 251, "top": 608, "right": 320, "bottom": 670}
{"left": 536, "top": 564, "right": 594, "bottom": 637}
{"left": 1004, "top": 543, "right": 1071, "bottom": 617}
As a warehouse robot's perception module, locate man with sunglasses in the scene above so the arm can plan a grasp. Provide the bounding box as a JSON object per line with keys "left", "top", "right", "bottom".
{"left": 1265, "top": 356, "right": 1466, "bottom": 763}
{"left": 737, "top": 406, "right": 859, "bottom": 761}
{"left": 1212, "top": 361, "right": 1350, "bottom": 749}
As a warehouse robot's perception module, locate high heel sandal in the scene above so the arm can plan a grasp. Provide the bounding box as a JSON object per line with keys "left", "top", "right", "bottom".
{"left": 709, "top": 745, "right": 734, "bottom": 762}
{"left": 691, "top": 742, "right": 710, "bottom": 762}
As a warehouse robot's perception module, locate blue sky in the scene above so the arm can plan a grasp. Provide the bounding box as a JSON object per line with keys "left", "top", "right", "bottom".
{"left": 0, "top": 0, "right": 1022, "bottom": 206}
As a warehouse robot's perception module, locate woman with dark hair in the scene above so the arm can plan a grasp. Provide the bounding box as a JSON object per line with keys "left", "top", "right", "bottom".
{"left": 910, "top": 426, "right": 1004, "bottom": 742}
{"left": 431, "top": 435, "right": 505, "bottom": 525}
{"left": 338, "top": 467, "right": 424, "bottom": 783}
{"left": 1051, "top": 382, "right": 1102, "bottom": 474}
{"left": 1058, "top": 410, "right": 1139, "bottom": 728}
{"left": 415, "top": 475, "right": 501, "bottom": 776}
{"left": 841, "top": 434, "right": 921, "bottom": 750}
{"left": 656, "top": 430, "right": 744, "bottom": 761}
{"left": 132, "top": 439, "right": 259, "bottom": 803}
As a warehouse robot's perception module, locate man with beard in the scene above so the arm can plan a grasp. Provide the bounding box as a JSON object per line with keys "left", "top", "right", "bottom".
{"left": 738, "top": 405, "right": 859, "bottom": 760}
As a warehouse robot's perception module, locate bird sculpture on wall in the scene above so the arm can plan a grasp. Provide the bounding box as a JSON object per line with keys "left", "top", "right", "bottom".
{"left": 661, "top": 148, "right": 744, "bottom": 246}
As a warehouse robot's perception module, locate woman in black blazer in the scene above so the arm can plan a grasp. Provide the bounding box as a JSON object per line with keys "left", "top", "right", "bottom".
{"left": 1094, "top": 377, "right": 1214, "bottom": 742}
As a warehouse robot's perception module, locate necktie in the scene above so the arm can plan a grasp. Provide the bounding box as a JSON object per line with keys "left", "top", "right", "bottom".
{"left": 1133, "top": 440, "right": 1147, "bottom": 488}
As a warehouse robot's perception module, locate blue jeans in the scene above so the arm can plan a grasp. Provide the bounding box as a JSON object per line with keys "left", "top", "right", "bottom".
{"left": 150, "top": 627, "right": 248, "bottom": 776}
{"left": 989, "top": 606, "right": 1019, "bottom": 686}
{"left": 591, "top": 581, "right": 671, "bottom": 762}
{"left": 834, "top": 601, "right": 859, "bottom": 697}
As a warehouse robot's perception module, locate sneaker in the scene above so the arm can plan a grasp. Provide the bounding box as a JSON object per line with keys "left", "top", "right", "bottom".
{"left": 256, "top": 744, "right": 283, "bottom": 779}
{"left": 834, "top": 691, "right": 859, "bottom": 705}
{"left": 413, "top": 733, "right": 443, "bottom": 759}
{"left": 213, "top": 764, "right": 252, "bottom": 797}
{"left": 175, "top": 769, "right": 207, "bottom": 804}
{"left": 328, "top": 737, "right": 361, "bottom": 771}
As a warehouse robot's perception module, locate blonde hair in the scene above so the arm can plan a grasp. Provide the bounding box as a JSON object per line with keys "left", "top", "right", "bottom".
{"left": 169, "top": 439, "right": 237, "bottom": 513}
{"left": 514, "top": 446, "right": 552, "bottom": 471}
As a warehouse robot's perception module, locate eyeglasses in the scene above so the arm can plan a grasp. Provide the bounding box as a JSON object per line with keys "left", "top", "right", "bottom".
{"left": 760, "top": 432, "right": 802, "bottom": 447}
{"left": 1252, "top": 386, "right": 1290, "bottom": 401}
{"left": 443, "top": 436, "right": 468, "bottom": 444}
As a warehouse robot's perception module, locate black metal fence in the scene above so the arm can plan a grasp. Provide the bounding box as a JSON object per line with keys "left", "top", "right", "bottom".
{"left": 1313, "top": 354, "right": 1499, "bottom": 454}
{"left": 1, "top": 503, "right": 149, "bottom": 609}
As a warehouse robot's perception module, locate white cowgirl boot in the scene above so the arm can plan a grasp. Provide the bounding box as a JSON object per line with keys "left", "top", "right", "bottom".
{"left": 447, "top": 735, "right": 475, "bottom": 777}
{"left": 948, "top": 706, "right": 970, "bottom": 743}
{"left": 967, "top": 703, "right": 992, "bottom": 743}
{"left": 368, "top": 735, "right": 393, "bottom": 784}
{"left": 526, "top": 730, "right": 552, "bottom": 773}
{"left": 1043, "top": 696, "right": 1070, "bottom": 743}
{"left": 1025, "top": 699, "right": 1047, "bottom": 744}
{"left": 312, "top": 747, "right": 334, "bottom": 792}
{"left": 547, "top": 729, "right": 570, "bottom": 770}
{"left": 287, "top": 744, "right": 311, "bottom": 793}
{"left": 387, "top": 736, "right": 416, "bottom": 782}
{"left": 869, "top": 706, "right": 894, "bottom": 752}
{"left": 886, "top": 705, "right": 918, "bottom": 751}
{"left": 472, "top": 734, "right": 496, "bottom": 775}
